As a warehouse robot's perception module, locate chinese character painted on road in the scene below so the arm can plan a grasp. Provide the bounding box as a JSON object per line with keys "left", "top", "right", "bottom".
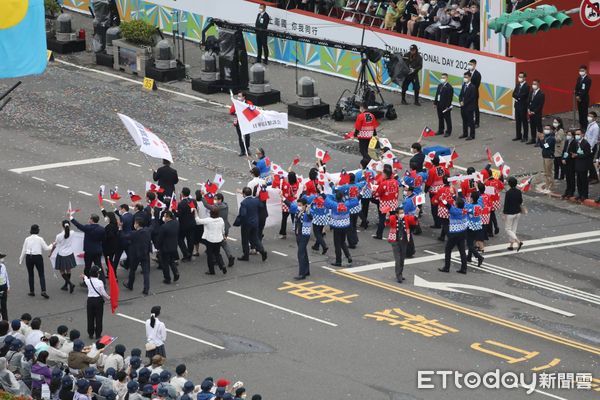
{"left": 278, "top": 281, "right": 358, "bottom": 304}
{"left": 364, "top": 308, "right": 458, "bottom": 337}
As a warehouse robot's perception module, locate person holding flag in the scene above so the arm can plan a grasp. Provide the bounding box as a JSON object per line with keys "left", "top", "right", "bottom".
{"left": 439, "top": 197, "right": 469, "bottom": 274}
{"left": 385, "top": 206, "right": 417, "bottom": 283}
{"left": 425, "top": 156, "right": 449, "bottom": 230}
{"left": 373, "top": 165, "right": 399, "bottom": 240}
{"left": 156, "top": 211, "right": 180, "bottom": 284}
{"left": 70, "top": 214, "right": 106, "bottom": 282}
{"left": 352, "top": 103, "right": 379, "bottom": 160}
{"left": 152, "top": 160, "right": 178, "bottom": 202}
{"left": 230, "top": 91, "right": 252, "bottom": 156}
{"left": 465, "top": 191, "right": 486, "bottom": 267}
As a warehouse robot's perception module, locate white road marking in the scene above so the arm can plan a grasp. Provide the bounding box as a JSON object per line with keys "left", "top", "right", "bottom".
{"left": 53, "top": 60, "right": 470, "bottom": 171}
{"left": 117, "top": 313, "right": 225, "bottom": 349}
{"left": 221, "top": 190, "right": 236, "bottom": 196}
{"left": 423, "top": 249, "right": 600, "bottom": 306}
{"left": 227, "top": 290, "right": 338, "bottom": 327}
{"left": 78, "top": 191, "right": 93, "bottom": 196}
{"left": 414, "top": 275, "right": 575, "bottom": 317}
{"left": 179, "top": 177, "right": 189, "bottom": 181}
{"left": 10, "top": 156, "right": 119, "bottom": 173}
{"left": 56, "top": 184, "right": 70, "bottom": 189}
{"left": 32, "top": 176, "right": 46, "bottom": 182}
{"left": 321, "top": 266, "right": 336, "bottom": 272}
{"left": 127, "top": 162, "right": 141, "bottom": 167}
{"left": 272, "top": 251, "right": 288, "bottom": 257}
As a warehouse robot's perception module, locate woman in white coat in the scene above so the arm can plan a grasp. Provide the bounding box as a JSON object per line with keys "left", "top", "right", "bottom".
{"left": 196, "top": 209, "right": 226, "bottom": 275}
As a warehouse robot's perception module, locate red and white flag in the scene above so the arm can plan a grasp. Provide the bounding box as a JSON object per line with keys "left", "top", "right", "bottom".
{"left": 381, "top": 150, "right": 395, "bottom": 162}
{"left": 393, "top": 158, "right": 402, "bottom": 170}
{"left": 98, "top": 185, "right": 105, "bottom": 206}
{"left": 367, "top": 159, "right": 382, "bottom": 172}
{"left": 451, "top": 149, "right": 459, "bottom": 160}
{"left": 378, "top": 137, "right": 392, "bottom": 149}
{"left": 145, "top": 181, "right": 164, "bottom": 193}
{"left": 231, "top": 94, "right": 288, "bottom": 135}
{"left": 292, "top": 156, "right": 300, "bottom": 166}
{"left": 271, "top": 163, "right": 287, "bottom": 177}
{"left": 424, "top": 151, "right": 437, "bottom": 169}
{"left": 149, "top": 198, "right": 166, "bottom": 209}
{"left": 439, "top": 154, "right": 453, "bottom": 168}
{"left": 421, "top": 126, "right": 436, "bottom": 138}
{"left": 414, "top": 193, "right": 426, "bottom": 205}
{"left": 518, "top": 176, "right": 533, "bottom": 192}
{"left": 213, "top": 173, "right": 225, "bottom": 189}
{"left": 315, "top": 148, "right": 331, "bottom": 164}
{"left": 128, "top": 190, "right": 142, "bottom": 203}
{"left": 169, "top": 193, "right": 178, "bottom": 211}
{"left": 67, "top": 201, "right": 80, "bottom": 215}
{"left": 493, "top": 152, "right": 504, "bottom": 167}
{"left": 500, "top": 164, "right": 511, "bottom": 177}
{"left": 110, "top": 187, "right": 121, "bottom": 200}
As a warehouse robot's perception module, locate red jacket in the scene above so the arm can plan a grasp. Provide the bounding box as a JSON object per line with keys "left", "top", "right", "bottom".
{"left": 432, "top": 185, "right": 455, "bottom": 206}
{"left": 375, "top": 178, "right": 399, "bottom": 202}
{"left": 354, "top": 111, "right": 379, "bottom": 139}
{"left": 386, "top": 214, "right": 417, "bottom": 243}
{"left": 425, "top": 166, "right": 449, "bottom": 191}
{"left": 460, "top": 179, "right": 477, "bottom": 200}
{"left": 485, "top": 178, "right": 505, "bottom": 202}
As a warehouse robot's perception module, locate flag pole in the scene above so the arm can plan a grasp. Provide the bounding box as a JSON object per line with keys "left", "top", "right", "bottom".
{"left": 241, "top": 137, "right": 252, "bottom": 169}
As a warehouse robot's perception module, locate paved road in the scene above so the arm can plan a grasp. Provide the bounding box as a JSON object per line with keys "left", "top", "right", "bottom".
{"left": 0, "top": 55, "right": 598, "bottom": 400}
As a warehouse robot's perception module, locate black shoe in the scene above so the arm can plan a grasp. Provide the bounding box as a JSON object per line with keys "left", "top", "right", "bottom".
{"left": 477, "top": 257, "right": 484, "bottom": 267}
{"left": 220, "top": 266, "right": 227, "bottom": 274}
{"left": 89, "top": 335, "right": 95, "bottom": 340}
{"left": 359, "top": 221, "right": 369, "bottom": 229}
{"left": 466, "top": 136, "right": 474, "bottom": 141}
{"left": 457, "top": 269, "right": 467, "bottom": 274}
{"left": 494, "top": 227, "right": 500, "bottom": 235}
{"left": 372, "top": 235, "right": 382, "bottom": 240}
{"left": 466, "top": 257, "right": 472, "bottom": 263}
{"left": 205, "top": 271, "right": 216, "bottom": 275}
{"left": 401, "top": 99, "right": 408, "bottom": 105}
{"left": 294, "top": 275, "right": 307, "bottom": 280}
{"left": 512, "top": 137, "right": 522, "bottom": 141}
{"left": 173, "top": 274, "right": 180, "bottom": 282}
{"left": 122, "top": 281, "right": 133, "bottom": 290}
{"left": 521, "top": 138, "right": 527, "bottom": 143}
{"left": 28, "top": 292, "right": 35, "bottom": 297}
{"left": 435, "top": 131, "right": 444, "bottom": 136}
{"left": 526, "top": 140, "right": 536, "bottom": 145}
{"left": 69, "top": 283, "right": 75, "bottom": 293}
{"left": 41, "top": 292, "right": 49, "bottom": 299}
{"left": 397, "top": 278, "right": 403, "bottom": 283}
{"left": 458, "top": 135, "right": 468, "bottom": 139}
{"left": 437, "top": 236, "right": 445, "bottom": 241}
{"left": 330, "top": 262, "right": 342, "bottom": 267}
{"left": 517, "top": 241, "right": 523, "bottom": 252}
{"left": 347, "top": 258, "right": 353, "bottom": 265}
{"left": 237, "top": 256, "right": 249, "bottom": 261}
{"left": 192, "top": 253, "right": 200, "bottom": 257}
{"left": 261, "top": 251, "right": 268, "bottom": 261}
{"left": 238, "top": 152, "right": 247, "bottom": 157}
{"left": 438, "top": 268, "right": 450, "bottom": 272}
{"left": 311, "top": 244, "right": 319, "bottom": 251}
{"left": 322, "top": 247, "right": 329, "bottom": 255}
{"left": 228, "top": 256, "right": 235, "bottom": 267}
{"left": 181, "top": 257, "right": 192, "bottom": 263}
{"left": 61, "top": 283, "right": 68, "bottom": 291}
{"left": 443, "top": 133, "right": 451, "bottom": 137}
{"left": 348, "top": 245, "right": 357, "bottom": 249}
{"left": 142, "top": 290, "right": 149, "bottom": 296}
{"left": 414, "top": 101, "right": 421, "bottom": 106}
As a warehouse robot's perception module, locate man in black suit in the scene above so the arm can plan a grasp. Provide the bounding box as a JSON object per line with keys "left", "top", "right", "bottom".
{"left": 123, "top": 218, "right": 152, "bottom": 295}
{"left": 409, "top": 142, "right": 425, "bottom": 171}
{"left": 234, "top": 187, "right": 267, "bottom": 261}
{"left": 569, "top": 129, "right": 592, "bottom": 201}
{"left": 512, "top": 71, "right": 530, "bottom": 141}
{"left": 115, "top": 204, "right": 133, "bottom": 269}
{"left": 152, "top": 159, "right": 178, "bottom": 201}
{"left": 575, "top": 65, "right": 592, "bottom": 130}
{"left": 561, "top": 131, "right": 576, "bottom": 199}
{"left": 156, "top": 210, "right": 179, "bottom": 284}
{"left": 461, "top": 5, "right": 480, "bottom": 50}
{"left": 527, "top": 79, "right": 545, "bottom": 144}
{"left": 255, "top": 3, "right": 270, "bottom": 65}
{"left": 467, "top": 59, "right": 481, "bottom": 127}
{"left": 176, "top": 187, "right": 196, "bottom": 262}
{"left": 71, "top": 214, "right": 105, "bottom": 280}
{"left": 459, "top": 71, "right": 477, "bottom": 140}
{"left": 433, "top": 73, "right": 454, "bottom": 137}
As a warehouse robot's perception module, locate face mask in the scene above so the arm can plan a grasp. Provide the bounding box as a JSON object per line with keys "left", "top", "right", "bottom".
{"left": 440, "top": 78, "right": 447, "bottom": 84}
{"left": 259, "top": 8, "right": 265, "bottom": 12}
{"left": 543, "top": 129, "right": 551, "bottom": 134}
{"left": 463, "top": 78, "right": 469, "bottom": 83}
{"left": 468, "top": 65, "right": 474, "bottom": 71}
{"left": 237, "top": 97, "right": 243, "bottom": 101}
{"left": 532, "top": 84, "right": 538, "bottom": 90}
{"left": 579, "top": 71, "right": 586, "bottom": 76}
{"left": 552, "top": 122, "right": 559, "bottom": 128}
{"left": 518, "top": 77, "right": 524, "bottom": 83}
{"left": 588, "top": 116, "right": 594, "bottom": 123}
{"left": 566, "top": 135, "right": 573, "bottom": 140}
{"left": 575, "top": 134, "right": 581, "bottom": 141}
{"left": 431, "top": 1, "right": 437, "bottom": 5}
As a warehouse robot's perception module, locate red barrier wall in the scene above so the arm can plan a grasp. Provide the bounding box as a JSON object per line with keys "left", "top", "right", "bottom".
{"left": 516, "top": 51, "right": 590, "bottom": 116}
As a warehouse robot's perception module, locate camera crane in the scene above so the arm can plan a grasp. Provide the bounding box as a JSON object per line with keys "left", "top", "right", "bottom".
{"left": 201, "top": 18, "right": 400, "bottom": 120}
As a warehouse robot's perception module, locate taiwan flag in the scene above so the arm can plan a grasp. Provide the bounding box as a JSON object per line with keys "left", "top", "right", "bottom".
{"left": 421, "top": 126, "right": 436, "bottom": 137}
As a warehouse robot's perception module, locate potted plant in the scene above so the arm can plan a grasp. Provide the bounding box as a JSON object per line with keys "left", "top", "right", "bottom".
{"left": 112, "top": 19, "right": 158, "bottom": 76}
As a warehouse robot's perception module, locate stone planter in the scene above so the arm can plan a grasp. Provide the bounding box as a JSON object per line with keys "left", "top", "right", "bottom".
{"left": 112, "top": 39, "right": 152, "bottom": 76}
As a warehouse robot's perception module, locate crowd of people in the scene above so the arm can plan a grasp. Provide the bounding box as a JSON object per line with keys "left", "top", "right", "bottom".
{"left": 0, "top": 311, "right": 262, "bottom": 400}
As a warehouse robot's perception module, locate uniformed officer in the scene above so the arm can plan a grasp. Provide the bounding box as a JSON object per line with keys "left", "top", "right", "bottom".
{"left": 401, "top": 44, "right": 423, "bottom": 106}
{"left": 293, "top": 198, "right": 312, "bottom": 280}
{"left": 575, "top": 65, "right": 592, "bottom": 130}
{"left": 433, "top": 73, "right": 454, "bottom": 137}
{"left": 353, "top": 103, "right": 379, "bottom": 160}
{"left": 255, "top": 4, "right": 270, "bottom": 65}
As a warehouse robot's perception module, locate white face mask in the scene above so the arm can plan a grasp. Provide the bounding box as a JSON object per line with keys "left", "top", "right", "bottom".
{"left": 468, "top": 65, "right": 474, "bottom": 71}
{"left": 552, "top": 122, "right": 559, "bottom": 128}
{"left": 518, "top": 77, "right": 524, "bottom": 83}
{"left": 403, "top": 191, "right": 408, "bottom": 196}
{"left": 588, "top": 116, "right": 594, "bottom": 123}
{"left": 463, "top": 78, "right": 469, "bottom": 83}
{"left": 237, "top": 96, "right": 243, "bottom": 101}
{"left": 259, "top": 8, "right": 265, "bottom": 13}
{"left": 532, "top": 84, "right": 538, "bottom": 90}
{"left": 579, "top": 71, "right": 586, "bottom": 76}
{"left": 543, "top": 129, "right": 551, "bottom": 134}
{"left": 440, "top": 78, "right": 447, "bottom": 84}
{"left": 575, "top": 134, "right": 581, "bottom": 141}
{"left": 566, "top": 135, "right": 573, "bottom": 140}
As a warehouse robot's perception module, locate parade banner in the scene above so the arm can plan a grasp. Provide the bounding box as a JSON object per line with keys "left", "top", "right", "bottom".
{"left": 118, "top": 113, "right": 174, "bottom": 162}
{"left": 64, "top": 0, "right": 518, "bottom": 118}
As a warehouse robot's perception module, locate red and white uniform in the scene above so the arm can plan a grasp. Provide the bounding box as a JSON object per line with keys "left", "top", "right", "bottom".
{"left": 460, "top": 179, "right": 477, "bottom": 203}
{"left": 280, "top": 179, "right": 301, "bottom": 213}
{"left": 386, "top": 214, "right": 417, "bottom": 242}
{"left": 229, "top": 100, "right": 254, "bottom": 126}
{"left": 480, "top": 193, "right": 492, "bottom": 225}
{"left": 485, "top": 178, "right": 505, "bottom": 211}
{"left": 425, "top": 165, "right": 449, "bottom": 194}
{"left": 432, "top": 185, "right": 455, "bottom": 219}
{"left": 304, "top": 179, "right": 321, "bottom": 196}
{"left": 375, "top": 177, "right": 399, "bottom": 211}
{"left": 354, "top": 111, "right": 379, "bottom": 139}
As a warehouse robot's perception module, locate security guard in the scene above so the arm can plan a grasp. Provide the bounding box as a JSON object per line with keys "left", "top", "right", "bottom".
{"left": 433, "top": 73, "right": 454, "bottom": 137}
{"left": 255, "top": 3, "right": 270, "bottom": 65}
{"left": 354, "top": 103, "right": 379, "bottom": 160}
{"left": 401, "top": 44, "right": 423, "bottom": 106}
{"left": 575, "top": 65, "right": 592, "bottom": 130}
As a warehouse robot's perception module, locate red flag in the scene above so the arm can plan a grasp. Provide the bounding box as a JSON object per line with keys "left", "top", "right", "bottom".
{"left": 315, "top": 148, "right": 331, "bottom": 163}
{"left": 128, "top": 190, "right": 142, "bottom": 203}
{"left": 292, "top": 156, "right": 300, "bottom": 166}
{"left": 518, "top": 176, "right": 533, "bottom": 192}
{"left": 451, "top": 149, "right": 459, "bottom": 160}
{"left": 344, "top": 131, "right": 355, "bottom": 140}
{"left": 169, "top": 193, "right": 178, "bottom": 211}
{"left": 338, "top": 171, "right": 350, "bottom": 185}
{"left": 393, "top": 158, "right": 402, "bottom": 170}
{"left": 485, "top": 148, "right": 493, "bottom": 164}
{"left": 322, "top": 151, "right": 331, "bottom": 164}
{"left": 98, "top": 185, "right": 105, "bottom": 206}
{"left": 107, "top": 260, "right": 119, "bottom": 314}
{"left": 421, "top": 126, "right": 436, "bottom": 137}
{"left": 110, "top": 187, "right": 121, "bottom": 200}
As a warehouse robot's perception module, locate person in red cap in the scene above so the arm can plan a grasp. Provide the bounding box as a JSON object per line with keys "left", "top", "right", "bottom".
{"left": 353, "top": 103, "right": 379, "bottom": 160}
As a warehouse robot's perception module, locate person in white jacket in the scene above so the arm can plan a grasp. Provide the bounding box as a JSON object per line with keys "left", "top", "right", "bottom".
{"left": 145, "top": 306, "right": 167, "bottom": 360}
{"left": 195, "top": 209, "right": 226, "bottom": 275}
{"left": 19, "top": 225, "right": 53, "bottom": 298}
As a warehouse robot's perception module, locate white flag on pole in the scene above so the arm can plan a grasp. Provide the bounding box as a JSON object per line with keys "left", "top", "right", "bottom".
{"left": 118, "top": 113, "right": 173, "bottom": 162}
{"left": 231, "top": 96, "right": 288, "bottom": 135}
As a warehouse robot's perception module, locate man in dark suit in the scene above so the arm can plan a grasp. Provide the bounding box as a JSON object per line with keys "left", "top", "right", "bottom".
{"left": 512, "top": 71, "right": 530, "bottom": 141}
{"left": 461, "top": 5, "right": 480, "bottom": 50}
{"left": 570, "top": 129, "right": 592, "bottom": 201}
{"left": 152, "top": 159, "right": 178, "bottom": 201}
{"left": 561, "top": 131, "right": 576, "bottom": 199}
{"left": 123, "top": 218, "right": 152, "bottom": 295}
{"left": 115, "top": 204, "right": 133, "bottom": 269}
{"left": 71, "top": 214, "right": 105, "bottom": 280}
{"left": 459, "top": 71, "right": 477, "bottom": 140}
{"left": 176, "top": 187, "right": 196, "bottom": 262}
{"left": 433, "top": 73, "right": 454, "bottom": 137}
{"left": 575, "top": 65, "right": 592, "bottom": 130}
{"left": 234, "top": 187, "right": 267, "bottom": 261}
{"left": 527, "top": 79, "right": 545, "bottom": 144}
{"left": 410, "top": 142, "right": 425, "bottom": 171}
{"left": 468, "top": 59, "right": 481, "bottom": 127}
{"left": 156, "top": 211, "right": 179, "bottom": 284}
{"left": 255, "top": 3, "right": 270, "bottom": 65}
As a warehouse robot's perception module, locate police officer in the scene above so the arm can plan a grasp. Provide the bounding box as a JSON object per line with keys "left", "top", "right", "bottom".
{"left": 401, "top": 44, "right": 423, "bottom": 106}
{"left": 255, "top": 3, "right": 270, "bottom": 65}
{"left": 433, "top": 73, "right": 453, "bottom": 137}
{"left": 353, "top": 103, "right": 378, "bottom": 160}
{"left": 575, "top": 65, "right": 592, "bottom": 130}
{"left": 294, "top": 198, "right": 312, "bottom": 280}
{"left": 512, "top": 71, "right": 530, "bottom": 142}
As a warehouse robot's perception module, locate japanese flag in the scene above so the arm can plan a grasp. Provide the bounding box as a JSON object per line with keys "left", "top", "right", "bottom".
{"left": 378, "top": 137, "right": 392, "bottom": 149}
{"left": 145, "top": 181, "right": 164, "bottom": 193}
{"left": 271, "top": 163, "right": 287, "bottom": 177}
{"left": 381, "top": 150, "right": 395, "bottom": 161}
{"left": 315, "top": 148, "right": 331, "bottom": 163}
{"left": 493, "top": 152, "right": 504, "bottom": 167}
{"left": 414, "top": 193, "right": 426, "bottom": 205}
{"left": 367, "top": 159, "right": 382, "bottom": 171}
{"left": 500, "top": 164, "right": 511, "bottom": 177}
{"left": 213, "top": 173, "right": 225, "bottom": 189}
